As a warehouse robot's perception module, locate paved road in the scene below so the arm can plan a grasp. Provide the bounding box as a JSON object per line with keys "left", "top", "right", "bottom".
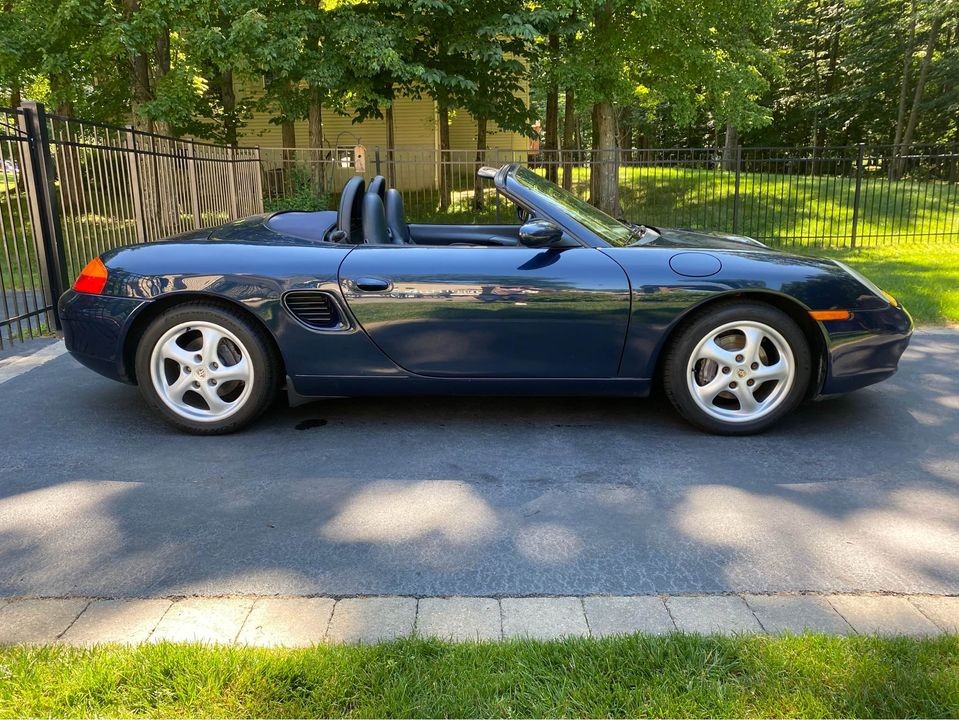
{"left": 0, "top": 330, "right": 957, "bottom": 598}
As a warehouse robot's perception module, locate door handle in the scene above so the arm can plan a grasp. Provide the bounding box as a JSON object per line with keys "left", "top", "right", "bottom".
{"left": 350, "top": 277, "right": 392, "bottom": 292}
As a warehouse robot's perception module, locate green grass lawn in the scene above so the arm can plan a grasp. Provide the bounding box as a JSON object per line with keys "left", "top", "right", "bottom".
{"left": 1, "top": 634, "right": 957, "bottom": 718}
{"left": 405, "top": 165, "right": 959, "bottom": 249}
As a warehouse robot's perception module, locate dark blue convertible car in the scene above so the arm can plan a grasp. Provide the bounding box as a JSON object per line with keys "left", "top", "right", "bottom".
{"left": 59, "top": 164, "right": 912, "bottom": 435}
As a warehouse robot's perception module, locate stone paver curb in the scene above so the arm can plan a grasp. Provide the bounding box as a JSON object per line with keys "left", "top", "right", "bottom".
{"left": 665, "top": 595, "right": 764, "bottom": 634}
{"left": 0, "top": 594, "right": 955, "bottom": 646}
{"left": 743, "top": 594, "right": 854, "bottom": 635}
{"left": 501, "top": 597, "right": 589, "bottom": 640}
{"left": 827, "top": 595, "right": 941, "bottom": 636}
{"left": 417, "top": 597, "right": 501, "bottom": 641}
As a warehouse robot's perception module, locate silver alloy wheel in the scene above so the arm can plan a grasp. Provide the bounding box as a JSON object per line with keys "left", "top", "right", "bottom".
{"left": 149, "top": 320, "right": 254, "bottom": 422}
{"left": 685, "top": 319, "right": 795, "bottom": 423}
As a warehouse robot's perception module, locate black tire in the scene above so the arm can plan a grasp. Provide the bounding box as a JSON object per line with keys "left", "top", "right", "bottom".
{"left": 662, "top": 302, "right": 811, "bottom": 436}
{"left": 134, "top": 301, "right": 280, "bottom": 434}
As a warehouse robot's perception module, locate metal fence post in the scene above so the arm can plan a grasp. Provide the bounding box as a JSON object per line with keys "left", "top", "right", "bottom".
{"left": 732, "top": 144, "right": 742, "bottom": 233}
{"left": 227, "top": 146, "right": 239, "bottom": 220}
{"left": 17, "top": 101, "right": 69, "bottom": 330}
{"left": 124, "top": 126, "right": 147, "bottom": 244}
{"left": 253, "top": 146, "right": 264, "bottom": 213}
{"left": 186, "top": 139, "right": 202, "bottom": 228}
{"left": 850, "top": 142, "right": 864, "bottom": 249}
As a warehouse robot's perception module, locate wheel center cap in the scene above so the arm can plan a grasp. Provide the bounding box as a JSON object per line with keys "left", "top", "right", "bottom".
{"left": 195, "top": 367, "right": 206, "bottom": 379}
{"left": 737, "top": 368, "right": 747, "bottom": 378}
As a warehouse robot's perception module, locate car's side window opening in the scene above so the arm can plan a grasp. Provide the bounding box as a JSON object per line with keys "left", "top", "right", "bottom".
{"left": 347, "top": 182, "right": 531, "bottom": 248}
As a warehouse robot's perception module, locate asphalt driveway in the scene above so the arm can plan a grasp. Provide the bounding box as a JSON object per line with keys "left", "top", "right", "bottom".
{"left": 0, "top": 330, "right": 957, "bottom": 598}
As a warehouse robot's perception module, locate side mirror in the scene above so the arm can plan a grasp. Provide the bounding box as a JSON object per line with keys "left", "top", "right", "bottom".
{"left": 518, "top": 219, "right": 563, "bottom": 248}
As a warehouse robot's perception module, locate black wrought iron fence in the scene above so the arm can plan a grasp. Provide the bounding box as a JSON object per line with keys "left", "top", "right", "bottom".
{"left": 2, "top": 102, "right": 957, "bottom": 351}
{"left": 262, "top": 144, "right": 959, "bottom": 248}
{"left": 0, "top": 102, "right": 262, "bottom": 348}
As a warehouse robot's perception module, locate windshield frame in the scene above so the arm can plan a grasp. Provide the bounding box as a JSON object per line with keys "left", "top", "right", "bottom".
{"left": 494, "top": 164, "right": 638, "bottom": 248}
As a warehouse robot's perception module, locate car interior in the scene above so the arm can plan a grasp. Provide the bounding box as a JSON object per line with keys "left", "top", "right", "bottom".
{"left": 265, "top": 172, "right": 527, "bottom": 247}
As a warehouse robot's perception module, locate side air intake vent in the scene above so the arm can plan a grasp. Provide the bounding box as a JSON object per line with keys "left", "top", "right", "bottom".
{"left": 284, "top": 291, "right": 342, "bottom": 330}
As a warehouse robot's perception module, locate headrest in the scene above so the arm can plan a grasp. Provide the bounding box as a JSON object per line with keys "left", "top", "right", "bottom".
{"left": 367, "top": 175, "right": 386, "bottom": 202}
{"left": 362, "top": 192, "right": 389, "bottom": 244}
{"left": 338, "top": 176, "right": 366, "bottom": 236}
{"left": 385, "top": 188, "right": 409, "bottom": 245}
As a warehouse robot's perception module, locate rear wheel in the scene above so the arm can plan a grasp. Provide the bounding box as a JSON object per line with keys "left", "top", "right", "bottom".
{"left": 135, "top": 302, "right": 279, "bottom": 434}
{"left": 663, "top": 302, "right": 811, "bottom": 435}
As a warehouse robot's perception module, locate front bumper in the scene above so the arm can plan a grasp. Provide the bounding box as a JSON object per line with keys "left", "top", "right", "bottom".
{"left": 58, "top": 290, "right": 146, "bottom": 383}
{"left": 818, "top": 303, "right": 913, "bottom": 396}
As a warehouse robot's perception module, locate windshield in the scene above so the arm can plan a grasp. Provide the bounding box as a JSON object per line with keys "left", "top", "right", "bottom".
{"left": 510, "top": 166, "right": 636, "bottom": 246}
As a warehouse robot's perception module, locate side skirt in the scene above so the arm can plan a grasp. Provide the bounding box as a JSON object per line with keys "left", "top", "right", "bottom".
{"left": 288, "top": 374, "right": 652, "bottom": 402}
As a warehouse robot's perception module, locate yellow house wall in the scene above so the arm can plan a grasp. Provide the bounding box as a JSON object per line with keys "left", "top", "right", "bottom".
{"left": 237, "top": 78, "right": 529, "bottom": 191}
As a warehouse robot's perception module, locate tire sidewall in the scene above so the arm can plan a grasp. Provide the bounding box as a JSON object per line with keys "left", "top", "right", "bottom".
{"left": 664, "top": 303, "right": 812, "bottom": 435}
{"left": 135, "top": 303, "right": 277, "bottom": 434}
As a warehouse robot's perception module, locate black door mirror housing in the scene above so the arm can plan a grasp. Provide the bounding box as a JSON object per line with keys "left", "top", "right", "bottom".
{"left": 518, "top": 219, "right": 564, "bottom": 248}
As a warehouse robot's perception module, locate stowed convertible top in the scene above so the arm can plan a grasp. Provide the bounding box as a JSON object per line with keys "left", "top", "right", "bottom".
{"left": 264, "top": 210, "right": 338, "bottom": 242}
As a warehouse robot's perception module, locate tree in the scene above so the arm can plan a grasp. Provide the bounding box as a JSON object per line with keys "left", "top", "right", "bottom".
{"left": 400, "top": 0, "right": 535, "bottom": 210}
{"left": 540, "top": 0, "right": 774, "bottom": 215}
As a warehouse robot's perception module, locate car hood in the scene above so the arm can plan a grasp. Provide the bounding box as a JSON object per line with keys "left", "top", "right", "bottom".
{"left": 644, "top": 227, "right": 773, "bottom": 252}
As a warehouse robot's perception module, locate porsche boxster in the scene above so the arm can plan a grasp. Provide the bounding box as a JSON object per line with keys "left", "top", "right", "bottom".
{"left": 59, "top": 164, "right": 913, "bottom": 435}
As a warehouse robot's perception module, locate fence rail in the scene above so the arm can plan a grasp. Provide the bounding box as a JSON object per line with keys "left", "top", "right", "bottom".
{"left": 0, "top": 102, "right": 262, "bottom": 348}
{"left": 1, "top": 102, "right": 957, "bottom": 350}
{"left": 262, "top": 144, "right": 959, "bottom": 249}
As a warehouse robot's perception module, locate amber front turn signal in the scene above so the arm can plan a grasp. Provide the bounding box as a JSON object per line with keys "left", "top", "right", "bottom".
{"left": 809, "top": 309, "right": 852, "bottom": 321}
{"left": 73, "top": 257, "right": 108, "bottom": 295}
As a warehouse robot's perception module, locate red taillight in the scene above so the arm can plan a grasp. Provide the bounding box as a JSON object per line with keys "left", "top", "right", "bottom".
{"left": 73, "top": 257, "right": 108, "bottom": 294}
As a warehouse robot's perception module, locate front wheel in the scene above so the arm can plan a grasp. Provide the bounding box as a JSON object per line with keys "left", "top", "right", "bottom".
{"left": 135, "top": 302, "right": 279, "bottom": 434}
{"left": 663, "top": 303, "right": 811, "bottom": 435}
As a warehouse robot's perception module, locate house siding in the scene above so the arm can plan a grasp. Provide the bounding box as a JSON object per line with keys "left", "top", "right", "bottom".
{"left": 238, "top": 78, "right": 529, "bottom": 192}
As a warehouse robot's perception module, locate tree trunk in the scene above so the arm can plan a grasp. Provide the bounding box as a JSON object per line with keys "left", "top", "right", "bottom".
{"left": 5, "top": 0, "right": 20, "bottom": 111}
{"left": 220, "top": 69, "right": 237, "bottom": 146}
{"left": 48, "top": 73, "right": 83, "bottom": 211}
{"left": 385, "top": 100, "right": 396, "bottom": 186}
{"left": 438, "top": 101, "right": 451, "bottom": 211}
{"left": 590, "top": 100, "right": 619, "bottom": 216}
{"left": 152, "top": 27, "right": 171, "bottom": 136}
{"left": 155, "top": 29, "right": 171, "bottom": 77}
{"left": 589, "top": 1, "right": 619, "bottom": 216}
{"left": 618, "top": 110, "right": 631, "bottom": 162}
{"left": 308, "top": 84, "right": 326, "bottom": 198}
{"left": 722, "top": 121, "right": 738, "bottom": 171}
{"left": 899, "top": 14, "right": 942, "bottom": 175}
{"left": 121, "top": 0, "right": 153, "bottom": 132}
{"left": 473, "top": 116, "right": 488, "bottom": 211}
{"left": 281, "top": 118, "right": 296, "bottom": 194}
{"left": 891, "top": 0, "right": 916, "bottom": 178}
{"left": 543, "top": 33, "right": 560, "bottom": 183}
{"left": 561, "top": 88, "right": 575, "bottom": 190}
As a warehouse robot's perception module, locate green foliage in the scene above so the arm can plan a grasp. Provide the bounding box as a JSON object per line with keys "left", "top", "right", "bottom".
{"left": 262, "top": 165, "right": 332, "bottom": 212}
{"left": 749, "top": 0, "right": 959, "bottom": 147}
{"left": 0, "top": 0, "right": 955, "bottom": 151}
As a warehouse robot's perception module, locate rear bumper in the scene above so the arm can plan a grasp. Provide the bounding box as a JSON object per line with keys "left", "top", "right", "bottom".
{"left": 818, "top": 304, "right": 913, "bottom": 396}
{"left": 58, "top": 290, "right": 145, "bottom": 383}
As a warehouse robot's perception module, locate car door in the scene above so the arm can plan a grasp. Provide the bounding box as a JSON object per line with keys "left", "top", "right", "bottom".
{"left": 338, "top": 244, "right": 631, "bottom": 378}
